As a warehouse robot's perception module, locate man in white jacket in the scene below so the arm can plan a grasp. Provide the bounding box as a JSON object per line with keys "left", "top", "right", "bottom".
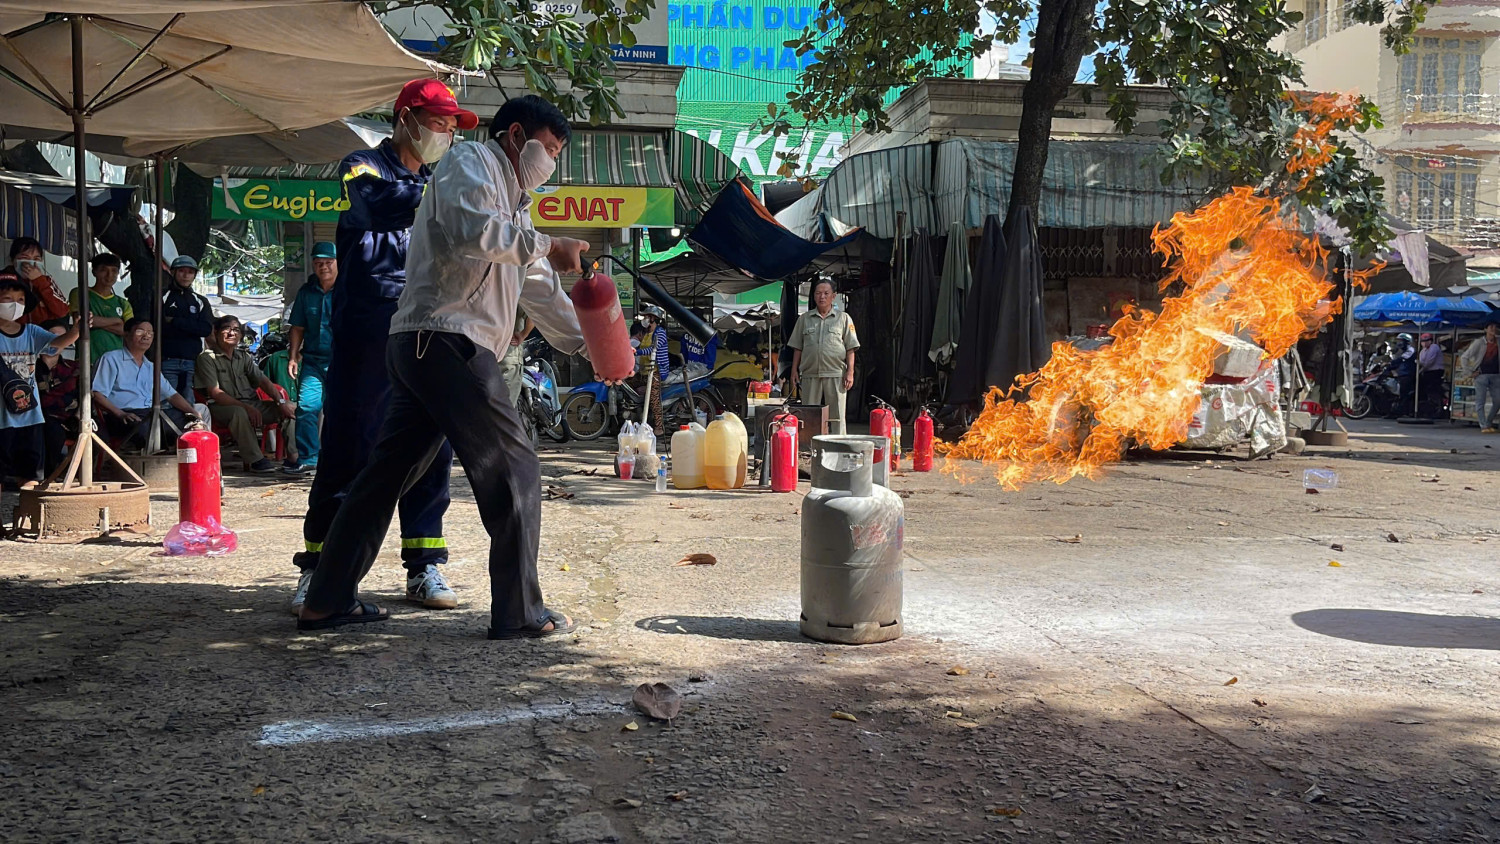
{"left": 298, "top": 96, "right": 597, "bottom": 637}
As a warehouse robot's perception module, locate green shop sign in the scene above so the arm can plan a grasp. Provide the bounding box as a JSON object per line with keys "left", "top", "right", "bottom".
{"left": 212, "top": 179, "right": 347, "bottom": 222}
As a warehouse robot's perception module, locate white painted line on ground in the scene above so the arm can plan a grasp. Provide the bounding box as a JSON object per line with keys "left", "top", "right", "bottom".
{"left": 256, "top": 699, "right": 627, "bottom": 747}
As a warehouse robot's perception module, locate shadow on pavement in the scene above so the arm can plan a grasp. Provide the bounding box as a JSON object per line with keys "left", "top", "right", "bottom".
{"left": 636, "top": 614, "right": 808, "bottom": 643}
{"left": 1292, "top": 608, "right": 1500, "bottom": 650}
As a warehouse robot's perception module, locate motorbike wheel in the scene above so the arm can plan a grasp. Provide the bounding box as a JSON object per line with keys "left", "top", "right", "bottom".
{"left": 1344, "top": 391, "right": 1373, "bottom": 420}
{"left": 542, "top": 411, "right": 570, "bottom": 443}
{"left": 563, "top": 392, "right": 611, "bottom": 441}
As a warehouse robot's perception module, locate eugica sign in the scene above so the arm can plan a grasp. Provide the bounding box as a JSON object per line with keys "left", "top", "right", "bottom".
{"left": 212, "top": 179, "right": 349, "bottom": 222}
{"left": 529, "top": 186, "right": 675, "bottom": 229}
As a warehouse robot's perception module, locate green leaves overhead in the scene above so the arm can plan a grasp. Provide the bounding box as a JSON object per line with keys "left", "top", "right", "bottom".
{"left": 777, "top": 0, "right": 1437, "bottom": 254}
{"left": 375, "top": 0, "right": 656, "bottom": 125}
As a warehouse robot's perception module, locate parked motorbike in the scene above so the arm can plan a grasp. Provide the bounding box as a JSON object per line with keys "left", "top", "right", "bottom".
{"left": 518, "top": 353, "right": 568, "bottom": 448}
{"left": 1344, "top": 372, "right": 1401, "bottom": 420}
{"left": 562, "top": 363, "right": 730, "bottom": 441}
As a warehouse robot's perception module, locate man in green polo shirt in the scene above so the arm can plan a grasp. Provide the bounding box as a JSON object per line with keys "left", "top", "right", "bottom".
{"left": 195, "top": 314, "right": 300, "bottom": 475}
{"left": 67, "top": 253, "right": 133, "bottom": 364}
{"left": 789, "top": 278, "right": 860, "bottom": 435}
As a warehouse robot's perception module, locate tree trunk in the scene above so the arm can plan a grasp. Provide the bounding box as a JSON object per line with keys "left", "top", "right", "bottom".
{"left": 1005, "top": 0, "right": 1098, "bottom": 229}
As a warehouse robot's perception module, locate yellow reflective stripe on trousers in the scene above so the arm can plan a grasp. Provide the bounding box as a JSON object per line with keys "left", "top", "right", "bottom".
{"left": 304, "top": 542, "right": 323, "bottom": 552}
{"left": 401, "top": 537, "right": 448, "bottom": 549}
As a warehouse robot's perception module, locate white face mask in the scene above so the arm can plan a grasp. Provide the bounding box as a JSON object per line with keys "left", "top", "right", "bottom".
{"left": 0, "top": 301, "right": 24, "bottom": 321}
{"left": 510, "top": 132, "right": 557, "bottom": 191}
{"left": 404, "top": 113, "right": 452, "bottom": 164}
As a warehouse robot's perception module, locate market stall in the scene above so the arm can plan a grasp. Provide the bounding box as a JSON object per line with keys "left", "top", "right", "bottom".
{"left": 1351, "top": 291, "right": 1499, "bottom": 423}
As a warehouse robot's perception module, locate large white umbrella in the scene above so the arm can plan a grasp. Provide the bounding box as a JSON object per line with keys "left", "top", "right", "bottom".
{"left": 0, "top": 1, "right": 453, "bottom": 492}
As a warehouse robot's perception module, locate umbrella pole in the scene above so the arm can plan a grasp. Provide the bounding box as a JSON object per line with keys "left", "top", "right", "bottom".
{"left": 71, "top": 16, "right": 94, "bottom": 489}
{"left": 147, "top": 154, "right": 166, "bottom": 454}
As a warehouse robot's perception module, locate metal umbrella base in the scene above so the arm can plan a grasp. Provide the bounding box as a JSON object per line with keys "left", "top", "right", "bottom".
{"left": 10, "top": 431, "right": 153, "bottom": 542}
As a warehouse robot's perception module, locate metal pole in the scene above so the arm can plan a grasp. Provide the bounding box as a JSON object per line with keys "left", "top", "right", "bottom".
{"left": 71, "top": 15, "right": 94, "bottom": 488}
{"left": 147, "top": 154, "right": 166, "bottom": 453}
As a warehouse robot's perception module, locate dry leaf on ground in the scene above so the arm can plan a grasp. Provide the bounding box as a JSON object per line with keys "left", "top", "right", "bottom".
{"left": 1224, "top": 677, "right": 1238, "bottom": 686}
{"left": 544, "top": 486, "right": 575, "bottom": 501}
{"left": 990, "top": 807, "right": 1024, "bottom": 817}
{"left": 947, "top": 666, "right": 969, "bottom": 676}
{"left": 633, "top": 683, "right": 682, "bottom": 721}
{"left": 1252, "top": 698, "right": 1268, "bottom": 707}
{"left": 1055, "top": 534, "right": 1083, "bottom": 544}
{"left": 673, "top": 553, "right": 717, "bottom": 567}
{"left": 667, "top": 791, "right": 689, "bottom": 802}
{"left": 1386, "top": 532, "right": 1400, "bottom": 543}
{"left": 613, "top": 797, "right": 642, "bottom": 810}
{"left": 622, "top": 721, "right": 639, "bottom": 732}
{"left": 1328, "top": 561, "right": 1343, "bottom": 567}
{"left": 830, "top": 711, "right": 858, "bottom": 722}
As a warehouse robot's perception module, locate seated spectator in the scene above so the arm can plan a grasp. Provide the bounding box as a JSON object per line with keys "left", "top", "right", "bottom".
{"left": 92, "top": 318, "right": 203, "bottom": 450}
{"left": 35, "top": 326, "right": 79, "bottom": 476}
{"left": 195, "top": 315, "right": 301, "bottom": 475}
{"left": 1, "top": 273, "right": 82, "bottom": 489}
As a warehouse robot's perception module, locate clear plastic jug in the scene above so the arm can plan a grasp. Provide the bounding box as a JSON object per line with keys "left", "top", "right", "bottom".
{"left": 671, "top": 423, "right": 706, "bottom": 489}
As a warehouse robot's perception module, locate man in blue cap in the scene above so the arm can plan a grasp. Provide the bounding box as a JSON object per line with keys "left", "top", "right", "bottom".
{"left": 159, "top": 254, "right": 214, "bottom": 400}
{"left": 286, "top": 242, "right": 337, "bottom": 472}
{"left": 291, "top": 79, "right": 478, "bottom": 615}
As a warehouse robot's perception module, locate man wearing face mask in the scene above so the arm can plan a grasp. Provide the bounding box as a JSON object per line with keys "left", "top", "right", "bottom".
{"left": 298, "top": 95, "right": 599, "bottom": 637}
{"left": 291, "top": 79, "right": 477, "bottom": 616}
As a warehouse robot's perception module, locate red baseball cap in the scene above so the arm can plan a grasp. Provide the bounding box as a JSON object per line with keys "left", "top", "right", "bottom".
{"left": 395, "top": 79, "right": 478, "bottom": 131}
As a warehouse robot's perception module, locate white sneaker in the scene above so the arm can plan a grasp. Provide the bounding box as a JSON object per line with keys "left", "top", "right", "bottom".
{"left": 290, "top": 569, "right": 314, "bottom": 616}
{"left": 406, "top": 564, "right": 458, "bottom": 609}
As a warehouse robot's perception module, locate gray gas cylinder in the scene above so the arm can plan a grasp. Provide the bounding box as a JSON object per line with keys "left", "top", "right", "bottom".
{"left": 800, "top": 435, "right": 904, "bottom": 644}
{"left": 845, "top": 435, "right": 890, "bottom": 486}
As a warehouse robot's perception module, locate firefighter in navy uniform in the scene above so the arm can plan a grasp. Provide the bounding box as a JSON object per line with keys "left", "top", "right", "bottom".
{"left": 290, "top": 79, "right": 480, "bottom": 614}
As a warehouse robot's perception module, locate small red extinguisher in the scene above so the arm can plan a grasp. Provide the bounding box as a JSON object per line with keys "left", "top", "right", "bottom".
{"left": 912, "top": 406, "right": 935, "bottom": 472}
{"left": 868, "top": 398, "right": 894, "bottom": 470}
{"left": 178, "top": 428, "right": 222, "bottom": 526}
{"left": 770, "top": 411, "right": 800, "bottom": 493}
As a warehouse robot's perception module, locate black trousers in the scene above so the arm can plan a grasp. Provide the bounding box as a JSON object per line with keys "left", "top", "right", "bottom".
{"left": 301, "top": 331, "right": 452, "bottom": 572}
{"left": 303, "top": 331, "right": 545, "bottom": 632}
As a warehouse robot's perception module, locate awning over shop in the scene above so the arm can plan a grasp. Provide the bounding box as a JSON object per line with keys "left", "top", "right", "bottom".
{"left": 806, "top": 139, "right": 1212, "bottom": 238}
{"left": 1, "top": 178, "right": 76, "bottom": 254}
{"left": 557, "top": 131, "right": 672, "bottom": 188}
{"left": 670, "top": 130, "right": 740, "bottom": 231}
{"left": 0, "top": 170, "right": 135, "bottom": 212}
{"left": 689, "top": 181, "right": 863, "bottom": 281}
{"left": 641, "top": 250, "right": 761, "bottom": 299}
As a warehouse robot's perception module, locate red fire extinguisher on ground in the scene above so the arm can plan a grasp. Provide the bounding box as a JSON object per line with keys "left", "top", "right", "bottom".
{"left": 770, "top": 411, "right": 800, "bottom": 493}
{"left": 912, "top": 407, "right": 935, "bottom": 472}
{"left": 868, "top": 398, "right": 894, "bottom": 470}
{"left": 178, "top": 428, "right": 222, "bottom": 526}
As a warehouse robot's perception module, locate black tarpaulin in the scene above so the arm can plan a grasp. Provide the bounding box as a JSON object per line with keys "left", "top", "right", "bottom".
{"left": 896, "top": 228, "right": 940, "bottom": 381}
{"left": 985, "top": 207, "right": 1050, "bottom": 398}
{"left": 947, "top": 214, "right": 1007, "bottom": 406}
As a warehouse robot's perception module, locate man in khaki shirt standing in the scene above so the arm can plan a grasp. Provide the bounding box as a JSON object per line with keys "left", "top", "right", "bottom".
{"left": 195, "top": 314, "right": 299, "bottom": 474}
{"left": 789, "top": 278, "right": 860, "bottom": 435}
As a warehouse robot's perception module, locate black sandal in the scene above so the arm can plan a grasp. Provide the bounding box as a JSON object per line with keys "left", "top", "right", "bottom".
{"left": 487, "top": 608, "right": 576, "bottom": 640}
{"left": 297, "top": 601, "right": 389, "bottom": 631}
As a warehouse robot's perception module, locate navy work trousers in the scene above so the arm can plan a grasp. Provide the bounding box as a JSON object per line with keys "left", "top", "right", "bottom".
{"left": 303, "top": 331, "right": 545, "bottom": 633}
{"left": 300, "top": 331, "right": 452, "bottom": 573}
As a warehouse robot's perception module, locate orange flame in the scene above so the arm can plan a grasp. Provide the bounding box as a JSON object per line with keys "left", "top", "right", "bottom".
{"left": 940, "top": 96, "right": 1374, "bottom": 488}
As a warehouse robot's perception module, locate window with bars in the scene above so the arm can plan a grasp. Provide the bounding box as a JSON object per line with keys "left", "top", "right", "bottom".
{"left": 1393, "top": 156, "right": 1482, "bottom": 233}
{"left": 1305, "top": 0, "right": 1326, "bottom": 44}
{"left": 1399, "top": 38, "right": 1485, "bottom": 116}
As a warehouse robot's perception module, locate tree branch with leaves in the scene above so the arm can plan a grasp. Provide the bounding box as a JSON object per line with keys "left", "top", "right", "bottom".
{"left": 375, "top": 0, "right": 656, "bottom": 124}
{"left": 773, "top": 0, "right": 1438, "bottom": 255}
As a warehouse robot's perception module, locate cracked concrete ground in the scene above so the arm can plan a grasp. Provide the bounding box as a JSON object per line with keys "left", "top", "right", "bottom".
{"left": 0, "top": 418, "right": 1496, "bottom": 843}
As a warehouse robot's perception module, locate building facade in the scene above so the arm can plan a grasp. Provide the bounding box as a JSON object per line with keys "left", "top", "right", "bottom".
{"left": 1286, "top": 0, "right": 1500, "bottom": 249}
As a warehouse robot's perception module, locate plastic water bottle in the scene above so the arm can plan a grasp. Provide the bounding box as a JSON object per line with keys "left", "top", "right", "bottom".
{"left": 1303, "top": 468, "right": 1338, "bottom": 491}
{"left": 655, "top": 455, "right": 668, "bottom": 493}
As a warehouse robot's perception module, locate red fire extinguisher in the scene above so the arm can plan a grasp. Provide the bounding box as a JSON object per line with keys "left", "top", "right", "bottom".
{"left": 178, "top": 428, "right": 222, "bottom": 526}
{"left": 868, "top": 399, "right": 894, "bottom": 469}
{"left": 912, "top": 407, "right": 935, "bottom": 472}
{"left": 770, "top": 411, "right": 800, "bottom": 492}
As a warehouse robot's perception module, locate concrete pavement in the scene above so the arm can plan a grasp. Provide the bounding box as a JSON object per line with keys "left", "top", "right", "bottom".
{"left": 0, "top": 418, "right": 1495, "bottom": 842}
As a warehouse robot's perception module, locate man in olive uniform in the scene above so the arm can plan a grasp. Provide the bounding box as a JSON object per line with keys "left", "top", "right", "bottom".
{"left": 789, "top": 278, "right": 859, "bottom": 435}
{"left": 196, "top": 315, "right": 299, "bottom": 475}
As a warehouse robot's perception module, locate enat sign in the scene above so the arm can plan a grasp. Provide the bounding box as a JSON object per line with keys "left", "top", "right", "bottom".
{"left": 529, "top": 186, "right": 674, "bottom": 229}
